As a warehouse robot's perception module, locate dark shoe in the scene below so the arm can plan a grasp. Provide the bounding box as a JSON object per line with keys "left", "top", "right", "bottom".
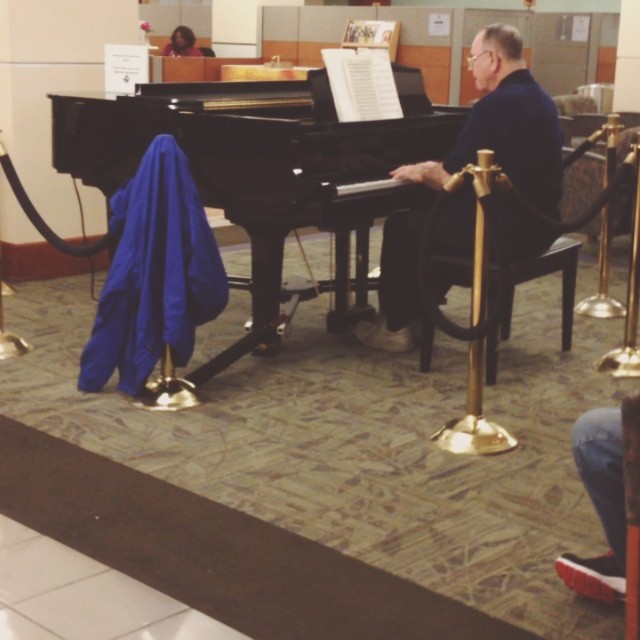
{"left": 555, "top": 551, "right": 625, "bottom": 604}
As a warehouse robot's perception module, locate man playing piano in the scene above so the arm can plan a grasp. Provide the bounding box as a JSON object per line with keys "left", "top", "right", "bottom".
{"left": 355, "top": 23, "right": 562, "bottom": 352}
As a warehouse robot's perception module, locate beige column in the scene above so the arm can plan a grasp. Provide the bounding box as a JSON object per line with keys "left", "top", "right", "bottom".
{"left": 613, "top": 0, "right": 640, "bottom": 112}
{"left": 0, "top": 0, "right": 138, "bottom": 246}
{"left": 212, "top": 0, "right": 305, "bottom": 58}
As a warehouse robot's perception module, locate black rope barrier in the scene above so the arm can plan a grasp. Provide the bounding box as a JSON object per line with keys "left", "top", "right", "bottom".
{"left": 501, "top": 156, "right": 636, "bottom": 235}
{"left": 563, "top": 134, "right": 602, "bottom": 169}
{"left": 418, "top": 148, "right": 638, "bottom": 343}
{"left": 0, "top": 152, "right": 118, "bottom": 258}
{"left": 418, "top": 186, "right": 510, "bottom": 342}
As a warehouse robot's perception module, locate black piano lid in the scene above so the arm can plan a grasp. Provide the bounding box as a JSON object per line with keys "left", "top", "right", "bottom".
{"left": 122, "top": 80, "right": 313, "bottom": 110}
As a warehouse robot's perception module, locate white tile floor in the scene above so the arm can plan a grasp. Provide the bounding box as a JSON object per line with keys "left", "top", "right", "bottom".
{"left": 0, "top": 514, "right": 251, "bottom": 640}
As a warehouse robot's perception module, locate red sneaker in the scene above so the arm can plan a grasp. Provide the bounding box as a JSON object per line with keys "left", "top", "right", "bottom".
{"left": 555, "top": 551, "right": 626, "bottom": 604}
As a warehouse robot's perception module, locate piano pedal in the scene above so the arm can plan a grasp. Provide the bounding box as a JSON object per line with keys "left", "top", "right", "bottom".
{"left": 276, "top": 316, "right": 291, "bottom": 337}
{"left": 244, "top": 317, "right": 290, "bottom": 337}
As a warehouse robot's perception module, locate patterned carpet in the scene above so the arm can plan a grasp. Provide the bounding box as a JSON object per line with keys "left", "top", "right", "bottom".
{"left": 0, "top": 225, "right": 634, "bottom": 639}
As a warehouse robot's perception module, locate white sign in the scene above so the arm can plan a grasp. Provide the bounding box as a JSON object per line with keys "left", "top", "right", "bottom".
{"left": 428, "top": 13, "right": 451, "bottom": 38}
{"left": 571, "top": 16, "right": 591, "bottom": 42}
{"left": 105, "top": 44, "right": 149, "bottom": 95}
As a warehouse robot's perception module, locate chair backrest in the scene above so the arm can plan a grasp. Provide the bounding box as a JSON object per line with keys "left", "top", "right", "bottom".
{"left": 560, "top": 147, "right": 605, "bottom": 238}
{"left": 199, "top": 47, "right": 216, "bottom": 58}
{"left": 617, "top": 126, "right": 640, "bottom": 162}
{"left": 553, "top": 94, "right": 598, "bottom": 117}
{"left": 558, "top": 116, "right": 574, "bottom": 146}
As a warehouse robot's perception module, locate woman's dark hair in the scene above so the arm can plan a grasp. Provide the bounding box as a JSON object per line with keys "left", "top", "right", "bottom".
{"left": 171, "top": 25, "right": 197, "bottom": 49}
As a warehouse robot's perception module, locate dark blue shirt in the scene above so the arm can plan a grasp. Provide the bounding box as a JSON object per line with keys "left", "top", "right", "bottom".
{"left": 440, "top": 69, "right": 562, "bottom": 256}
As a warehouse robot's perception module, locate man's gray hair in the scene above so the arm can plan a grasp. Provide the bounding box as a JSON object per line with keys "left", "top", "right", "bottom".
{"left": 482, "top": 23, "right": 523, "bottom": 61}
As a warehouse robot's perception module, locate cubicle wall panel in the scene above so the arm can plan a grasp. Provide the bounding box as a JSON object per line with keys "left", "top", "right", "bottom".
{"left": 396, "top": 46, "right": 451, "bottom": 105}
{"left": 262, "top": 41, "right": 300, "bottom": 66}
{"left": 596, "top": 47, "right": 616, "bottom": 83}
{"left": 531, "top": 14, "right": 590, "bottom": 96}
{"left": 298, "top": 6, "right": 375, "bottom": 44}
{"left": 259, "top": 6, "right": 617, "bottom": 109}
{"left": 262, "top": 7, "right": 300, "bottom": 43}
{"left": 181, "top": 5, "right": 212, "bottom": 39}
{"left": 462, "top": 9, "right": 534, "bottom": 48}
{"left": 298, "top": 42, "right": 337, "bottom": 68}
{"left": 599, "top": 13, "right": 620, "bottom": 47}
{"left": 139, "top": 5, "right": 181, "bottom": 40}
{"left": 378, "top": 7, "right": 455, "bottom": 47}
{"left": 140, "top": 4, "right": 211, "bottom": 39}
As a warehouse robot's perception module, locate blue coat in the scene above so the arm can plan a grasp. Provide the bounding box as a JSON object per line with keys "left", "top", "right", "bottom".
{"left": 78, "top": 134, "right": 229, "bottom": 395}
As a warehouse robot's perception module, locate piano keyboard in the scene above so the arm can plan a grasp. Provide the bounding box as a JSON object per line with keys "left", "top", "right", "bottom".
{"left": 332, "top": 178, "right": 410, "bottom": 197}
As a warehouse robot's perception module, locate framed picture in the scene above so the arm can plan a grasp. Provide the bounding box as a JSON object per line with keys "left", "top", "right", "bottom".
{"left": 342, "top": 20, "right": 399, "bottom": 62}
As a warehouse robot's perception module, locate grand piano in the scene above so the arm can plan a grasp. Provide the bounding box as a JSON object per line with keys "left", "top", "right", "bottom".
{"left": 49, "top": 66, "right": 467, "bottom": 356}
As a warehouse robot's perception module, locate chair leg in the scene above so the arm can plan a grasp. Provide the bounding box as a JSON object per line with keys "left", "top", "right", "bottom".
{"left": 561, "top": 252, "right": 579, "bottom": 351}
{"left": 626, "top": 525, "right": 640, "bottom": 640}
{"left": 500, "top": 285, "right": 515, "bottom": 341}
{"left": 420, "top": 313, "right": 436, "bottom": 373}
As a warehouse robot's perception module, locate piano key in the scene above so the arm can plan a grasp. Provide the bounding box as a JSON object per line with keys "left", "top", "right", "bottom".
{"left": 333, "top": 177, "right": 410, "bottom": 196}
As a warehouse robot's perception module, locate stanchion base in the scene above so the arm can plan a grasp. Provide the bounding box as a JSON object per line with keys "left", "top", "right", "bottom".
{"left": 1, "top": 282, "right": 15, "bottom": 296}
{"left": 131, "top": 377, "right": 201, "bottom": 411}
{"left": 574, "top": 293, "right": 626, "bottom": 318}
{"left": 594, "top": 345, "right": 640, "bottom": 377}
{"left": 0, "top": 331, "right": 33, "bottom": 360}
{"left": 431, "top": 414, "right": 518, "bottom": 455}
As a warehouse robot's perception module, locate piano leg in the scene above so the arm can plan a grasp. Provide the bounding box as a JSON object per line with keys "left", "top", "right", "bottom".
{"left": 354, "top": 224, "right": 371, "bottom": 308}
{"left": 326, "top": 225, "right": 376, "bottom": 333}
{"left": 248, "top": 229, "right": 288, "bottom": 354}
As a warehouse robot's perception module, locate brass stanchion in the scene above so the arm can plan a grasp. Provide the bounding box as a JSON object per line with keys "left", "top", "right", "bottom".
{"left": 595, "top": 140, "right": 640, "bottom": 376}
{"left": 432, "top": 150, "right": 517, "bottom": 455}
{"left": 131, "top": 344, "right": 201, "bottom": 411}
{"left": 575, "top": 113, "right": 627, "bottom": 318}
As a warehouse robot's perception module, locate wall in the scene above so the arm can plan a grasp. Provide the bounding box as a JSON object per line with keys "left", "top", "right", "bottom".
{"left": 262, "top": 6, "right": 620, "bottom": 106}
{"left": 139, "top": 3, "right": 212, "bottom": 43}
{"left": 614, "top": 0, "right": 640, "bottom": 112}
{"left": 0, "top": 0, "right": 139, "bottom": 279}
{"left": 391, "top": 0, "right": 621, "bottom": 10}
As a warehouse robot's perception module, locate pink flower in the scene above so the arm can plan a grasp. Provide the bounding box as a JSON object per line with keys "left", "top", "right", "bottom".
{"left": 139, "top": 21, "right": 152, "bottom": 33}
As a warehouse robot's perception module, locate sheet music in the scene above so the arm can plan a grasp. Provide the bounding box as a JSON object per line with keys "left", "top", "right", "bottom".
{"left": 321, "top": 48, "right": 403, "bottom": 122}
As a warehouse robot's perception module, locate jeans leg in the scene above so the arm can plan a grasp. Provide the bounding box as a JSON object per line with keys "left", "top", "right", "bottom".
{"left": 572, "top": 407, "right": 626, "bottom": 574}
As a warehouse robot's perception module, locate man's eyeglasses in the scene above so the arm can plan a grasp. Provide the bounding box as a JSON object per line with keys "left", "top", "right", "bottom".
{"left": 467, "top": 50, "right": 491, "bottom": 69}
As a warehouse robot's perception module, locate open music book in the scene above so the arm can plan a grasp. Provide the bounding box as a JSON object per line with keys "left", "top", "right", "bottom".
{"left": 321, "top": 48, "right": 403, "bottom": 122}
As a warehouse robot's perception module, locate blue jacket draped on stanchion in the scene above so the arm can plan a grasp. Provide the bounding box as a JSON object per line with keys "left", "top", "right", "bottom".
{"left": 78, "top": 134, "right": 229, "bottom": 395}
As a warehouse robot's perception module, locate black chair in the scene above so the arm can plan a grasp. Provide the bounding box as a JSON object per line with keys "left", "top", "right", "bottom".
{"left": 199, "top": 47, "right": 216, "bottom": 57}
{"left": 419, "top": 235, "right": 582, "bottom": 385}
